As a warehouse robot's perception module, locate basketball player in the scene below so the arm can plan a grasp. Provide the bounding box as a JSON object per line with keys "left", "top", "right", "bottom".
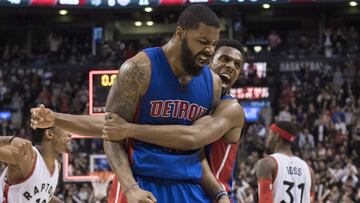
{"left": 34, "top": 4, "right": 224, "bottom": 203}
{"left": 0, "top": 127, "right": 70, "bottom": 203}
{"left": 30, "top": 39, "right": 245, "bottom": 202}
{"left": 255, "top": 121, "right": 316, "bottom": 203}
{"left": 102, "top": 39, "right": 246, "bottom": 201}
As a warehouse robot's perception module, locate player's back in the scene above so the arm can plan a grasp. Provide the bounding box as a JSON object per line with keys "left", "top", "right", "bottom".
{"left": 270, "top": 153, "right": 311, "bottom": 203}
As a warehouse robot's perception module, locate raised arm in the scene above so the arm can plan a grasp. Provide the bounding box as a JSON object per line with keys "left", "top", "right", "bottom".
{"left": 103, "top": 99, "right": 245, "bottom": 150}
{"left": 103, "top": 52, "right": 156, "bottom": 202}
{"left": 0, "top": 136, "right": 35, "bottom": 178}
{"left": 30, "top": 105, "right": 104, "bottom": 137}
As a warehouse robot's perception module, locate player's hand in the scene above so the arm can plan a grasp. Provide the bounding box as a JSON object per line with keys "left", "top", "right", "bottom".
{"left": 217, "top": 196, "right": 231, "bottom": 203}
{"left": 125, "top": 187, "right": 157, "bottom": 203}
{"left": 102, "top": 112, "right": 130, "bottom": 141}
{"left": 30, "top": 104, "right": 55, "bottom": 129}
{"left": 10, "top": 137, "right": 34, "bottom": 161}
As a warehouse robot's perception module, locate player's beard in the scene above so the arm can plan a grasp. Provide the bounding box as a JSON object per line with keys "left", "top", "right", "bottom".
{"left": 181, "top": 38, "right": 203, "bottom": 76}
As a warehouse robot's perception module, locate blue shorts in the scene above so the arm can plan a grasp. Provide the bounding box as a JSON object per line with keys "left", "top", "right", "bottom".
{"left": 136, "top": 176, "right": 211, "bottom": 203}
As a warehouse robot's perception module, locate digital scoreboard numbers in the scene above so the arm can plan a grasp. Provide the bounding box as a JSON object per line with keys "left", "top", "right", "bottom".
{"left": 88, "top": 70, "right": 118, "bottom": 115}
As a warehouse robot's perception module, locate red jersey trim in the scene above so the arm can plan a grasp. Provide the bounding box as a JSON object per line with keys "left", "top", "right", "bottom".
{"left": 7, "top": 152, "right": 37, "bottom": 186}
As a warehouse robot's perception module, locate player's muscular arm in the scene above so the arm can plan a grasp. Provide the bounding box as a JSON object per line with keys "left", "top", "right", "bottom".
{"left": 212, "top": 71, "right": 222, "bottom": 106}
{"left": 103, "top": 52, "right": 151, "bottom": 195}
{"left": 104, "top": 100, "right": 245, "bottom": 150}
{"left": 54, "top": 114, "right": 104, "bottom": 137}
{"left": 200, "top": 150, "right": 230, "bottom": 202}
{"left": 104, "top": 72, "right": 244, "bottom": 149}
{"left": 256, "top": 157, "right": 277, "bottom": 203}
{"left": 0, "top": 137, "right": 35, "bottom": 178}
{"left": 31, "top": 105, "right": 104, "bottom": 137}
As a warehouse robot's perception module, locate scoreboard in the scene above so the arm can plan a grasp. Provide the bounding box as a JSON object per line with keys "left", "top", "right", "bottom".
{"left": 0, "top": 0, "right": 339, "bottom": 8}
{"left": 88, "top": 70, "right": 118, "bottom": 115}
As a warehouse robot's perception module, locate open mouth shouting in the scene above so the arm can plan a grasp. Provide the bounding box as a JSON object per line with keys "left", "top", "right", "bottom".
{"left": 220, "top": 72, "right": 232, "bottom": 89}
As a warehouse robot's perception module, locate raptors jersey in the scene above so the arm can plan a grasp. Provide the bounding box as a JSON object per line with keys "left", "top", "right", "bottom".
{"left": 270, "top": 153, "right": 311, "bottom": 203}
{"left": 0, "top": 147, "right": 59, "bottom": 203}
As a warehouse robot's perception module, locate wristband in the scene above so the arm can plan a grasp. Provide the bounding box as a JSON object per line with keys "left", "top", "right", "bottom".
{"left": 215, "top": 191, "right": 229, "bottom": 201}
{"left": 8, "top": 136, "right": 16, "bottom": 144}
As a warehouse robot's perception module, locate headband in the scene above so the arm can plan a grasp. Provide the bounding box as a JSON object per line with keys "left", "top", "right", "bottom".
{"left": 270, "top": 123, "right": 296, "bottom": 143}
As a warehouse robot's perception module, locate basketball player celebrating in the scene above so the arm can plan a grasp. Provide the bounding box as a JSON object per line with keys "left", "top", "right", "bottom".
{"left": 0, "top": 127, "right": 70, "bottom": 203}
{"left": 30, "top": 39, "right": 245, "bottom": 203}
{"left": 255, "top": 121, "right": 316, "bottom": 203}
{"left": 102, "top": 39, "right": 246, "bottom": 201}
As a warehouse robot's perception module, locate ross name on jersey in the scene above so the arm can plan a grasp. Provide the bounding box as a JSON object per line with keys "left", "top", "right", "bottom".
{"left": 286, "top": 166, "right": 302, "bottom": 176}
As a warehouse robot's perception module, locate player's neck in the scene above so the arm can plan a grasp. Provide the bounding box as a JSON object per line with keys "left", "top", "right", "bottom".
{"left": 274, "top": 144, "right": 293, "bottom": 156}
{"left": 162, "top": 41, "right": 189, "bottom": 79}
{"left": 38, "top": 143, "right": 58, "bottom": 175}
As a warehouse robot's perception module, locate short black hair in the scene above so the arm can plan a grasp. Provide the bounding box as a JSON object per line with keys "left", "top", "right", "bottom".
{"left": 30, "top": 127, "right": 53, "bottom": 144}
{"left": 177, "top": 4, "right": 220, "bottom": 30}
{"left": 275, "top": 121, "right": 298, "bottom": 140}
{"left": 215, "top": 39, "right": 245, "bottom": 60}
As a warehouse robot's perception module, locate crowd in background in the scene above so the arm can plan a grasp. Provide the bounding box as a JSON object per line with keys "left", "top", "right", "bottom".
{"left": 234, "top": 59, "right": 360, "bottom": 202}
{"left": 0, "top": 26, "right": 360, "bottom": 202}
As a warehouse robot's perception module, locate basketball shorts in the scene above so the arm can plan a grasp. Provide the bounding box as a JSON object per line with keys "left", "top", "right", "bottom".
{"left": 108, "top": 176, "right": 211, "bottom": 203}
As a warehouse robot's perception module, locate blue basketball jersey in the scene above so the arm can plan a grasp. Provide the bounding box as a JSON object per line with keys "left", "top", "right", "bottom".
{"left": 129, "top": 47, "right": 214, "bottom": 182}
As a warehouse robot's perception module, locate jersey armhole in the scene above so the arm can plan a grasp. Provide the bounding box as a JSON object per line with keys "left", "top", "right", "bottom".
{"left": 7, "top": 153, "right": 37, "bottom": 186}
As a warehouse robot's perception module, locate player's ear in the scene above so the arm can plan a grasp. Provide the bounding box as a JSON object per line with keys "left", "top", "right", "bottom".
{"left": 274, "top": 132, "right": 280, "bottom": 141}
{"left": 175, "top": 26, "right": 185, "bottom": 41}
{"left": 44, "top": 128, "right": 54, "bottom": 140}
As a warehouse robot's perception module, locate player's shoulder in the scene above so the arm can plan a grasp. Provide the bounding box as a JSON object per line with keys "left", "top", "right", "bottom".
{"left": 256, "top": 156, "right": 277, "bottom": 168}
{"left": 122, "top": 51, "right": 151, "bottom": 72}
{"left": 216, "top": 97, "right": 244, "bottom": 118}
{"left": 255, "top": 156, "right": 277, "bottom": 177}
{"left": 210, "top": 70, "right": 222, "bottom": 103}
{"left": 210, "top": 70, "right": 222, "bottom": 86}
{"left": 117, "top": 51, "right": 151, "bottom": 89}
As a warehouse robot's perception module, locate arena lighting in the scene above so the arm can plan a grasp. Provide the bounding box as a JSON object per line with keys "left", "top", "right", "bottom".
{"left": 144, "top": 7, "right": 153, "bottom": 12}
{"left": 262, "top": 3, "right": 270, "bottom": 9}
{"left": 146, "top": 21, "right": 154, "bottom": 26}
{"left": 59, "top": 9, "right": 68, "bottom": 15}
{"left": 134, "top": 21, "right": 142, "bottom": 26}
{"left": 349, "top": 1, "right": 358, "bottom": 7}
{"left": 254, "top": 46, "right": 262, "bottom": 53}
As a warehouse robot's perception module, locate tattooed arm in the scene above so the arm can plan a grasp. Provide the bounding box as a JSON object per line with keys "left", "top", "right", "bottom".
{"left": 103, "top": 52, "right": 156, "bottom": 202}
{"left": 103, "top": 99, "right": 245, "bottom": 149}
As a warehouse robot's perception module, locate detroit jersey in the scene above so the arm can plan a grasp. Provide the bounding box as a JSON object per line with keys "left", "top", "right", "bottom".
{"left": 0, "top": 147, "right": 59, "bottom": 203}
{"left": 129, "top": 47, "right": 214, "bottom": 181}
{"left": 108, "top": 47, "right": 215, "bottom": 203}
{"left": 270, "top": 153, "right": 311, "bottom": 203}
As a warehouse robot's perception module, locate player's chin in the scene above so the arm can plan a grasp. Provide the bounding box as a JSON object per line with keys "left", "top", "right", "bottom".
{"left": 196, "top": 58, "right": 210, "bottom": 67}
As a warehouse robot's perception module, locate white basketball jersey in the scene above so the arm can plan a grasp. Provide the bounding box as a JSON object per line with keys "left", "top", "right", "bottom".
{"left": 0, "top": 147, "right": 59, "bottom": 203}
{"left": 270, "top": 153, "right": 311, "bottom": 203}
